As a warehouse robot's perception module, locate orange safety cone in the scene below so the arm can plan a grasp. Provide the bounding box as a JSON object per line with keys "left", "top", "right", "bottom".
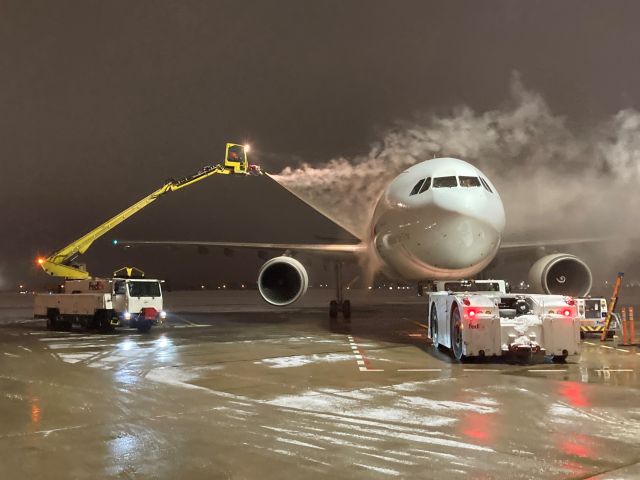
{"left": 630, "top": 306, "right": 636, "bottom": 345}
{"left": 621, "top": 307, "right": 628, "bottom": 345}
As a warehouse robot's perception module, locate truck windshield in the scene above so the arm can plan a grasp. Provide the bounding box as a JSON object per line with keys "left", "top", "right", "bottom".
{"left": 584, "top": 300, "right": 602, "bottom": 319}
{"left": 444, "top": 282, "right": 501, "bottom": 292}
{"left": 128, "top": 281, "right": 161, "bottom": 297}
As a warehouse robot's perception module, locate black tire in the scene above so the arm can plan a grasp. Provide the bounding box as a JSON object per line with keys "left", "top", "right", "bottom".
{"left": 46, "top": 310, "right": 59, "bottom": 331}
{"left": 329, "top": 301, "right": 338, "bottom": 319}
{"left": 99, "top": 314, "right": 114, "bottom": 334}
{"left": 137, "top": 321, "right": 152, "bottom": 333}
{"left": 450, "top": 305, "right": 465, "bottom": 361}
{"left": 342, "top": 300, "right": 351, "bottom": 320}
{"left": 430, "top": 304, "right": 439, "bottom": 346}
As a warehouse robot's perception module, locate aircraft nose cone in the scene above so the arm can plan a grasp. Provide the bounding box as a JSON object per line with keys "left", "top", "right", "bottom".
{"left": 417, "top": 203, "right": 502, "bottom": 273}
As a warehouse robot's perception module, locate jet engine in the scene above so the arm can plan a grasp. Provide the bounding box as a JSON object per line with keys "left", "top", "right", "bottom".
{"left": 528, "top": 253, "right": 592, "bottom": 297}
{"left": 258, "top": 256, "right": 309, "bottom": 306}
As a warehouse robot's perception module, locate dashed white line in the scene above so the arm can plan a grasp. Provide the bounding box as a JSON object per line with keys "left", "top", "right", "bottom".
{"left": 595, "top": 369, "right": 634, "bottom": 373}
{"left": 464, "top": 369, "right": 501, "bottom": 373}
{"left": 347, "top": 335, "right": 383, "bottom": 372}
{"left": 616, "top": 348, "right": 630, "bottom": 353}
{"left": 601, "top": 345, "right": 614, "bottom": 350}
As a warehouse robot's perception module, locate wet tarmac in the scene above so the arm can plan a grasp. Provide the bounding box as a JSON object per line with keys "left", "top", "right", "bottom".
{"left": 1, "top": 290, "right": 640, "bottom": 479}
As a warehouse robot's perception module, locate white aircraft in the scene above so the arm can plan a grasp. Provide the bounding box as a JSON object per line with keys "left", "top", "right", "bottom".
{"left": 120, "top": 157, "right": 593, "bottom": 319}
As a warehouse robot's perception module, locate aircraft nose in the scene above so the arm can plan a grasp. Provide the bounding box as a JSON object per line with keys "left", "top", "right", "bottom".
{"left": 417, "top": 193, "right": 503, "bottom": 271}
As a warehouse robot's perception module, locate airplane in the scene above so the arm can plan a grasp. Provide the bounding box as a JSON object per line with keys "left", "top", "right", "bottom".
{"left": 118, "top": 156, "right": 594, "bottom": 320}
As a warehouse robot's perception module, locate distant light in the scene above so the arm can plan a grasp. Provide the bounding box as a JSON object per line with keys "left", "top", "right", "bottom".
{"left": 201, "top": 285, "right": 205, "bottom": 289}
{"left": 241, "top": 284, "right": 245, "bottom": 288}
{"left": 112, "top": 239, "right": 118, "bottom": 245}
{"left": 244, "top": 144, "right": 251, "bottom": 153}
{"left": 19, "top": 285, "right": 24, "bottom": 289}
{"left": 222, "top": 284, "right": 226, "bottom": 289}
{"left": 37, "top": 257, "right": 45, "bottom": 265}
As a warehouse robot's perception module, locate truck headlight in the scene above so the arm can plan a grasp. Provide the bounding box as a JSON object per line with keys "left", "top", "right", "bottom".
{"left": 124, "top": 311, "right": 132, "bottom": 320}
{"left": 160, "top": 311, "right": 167, "bottom": 319}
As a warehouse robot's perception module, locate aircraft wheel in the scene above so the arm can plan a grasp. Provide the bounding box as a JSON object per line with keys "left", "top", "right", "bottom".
{"left": 329, "top": 301, "right": 338, "bottom": 319}
{"left": 450, "top": 305, "right": 465, "bottom": 361}
{"left": 430, "top": 304, "right": 439, "bottom": 346}
{"left": 342, "top": 300, "right": 351, "bottom": 320}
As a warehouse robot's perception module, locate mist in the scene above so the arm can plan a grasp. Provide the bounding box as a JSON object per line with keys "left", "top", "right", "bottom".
{"left": 273, "top": 74, "right": 640, "bottom": 253}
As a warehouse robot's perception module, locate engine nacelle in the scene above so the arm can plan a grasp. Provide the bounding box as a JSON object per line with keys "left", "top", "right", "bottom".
{"left": 258, "top": 256, "right": 309, "bottom": 306}
{"left": 528, "top": 253, "right": 592, "bottom": 297}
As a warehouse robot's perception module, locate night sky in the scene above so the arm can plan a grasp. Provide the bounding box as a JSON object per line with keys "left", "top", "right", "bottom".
{"left": 3, "top": 1, "right": 640, "bottom": 290}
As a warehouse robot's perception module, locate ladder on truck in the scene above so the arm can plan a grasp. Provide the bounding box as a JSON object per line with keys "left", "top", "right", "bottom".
{"left": 600, "top": 272, "right": 624, "bottom": 342}
{"left": 38, "top": 143, "right": 258, "bottom": 280}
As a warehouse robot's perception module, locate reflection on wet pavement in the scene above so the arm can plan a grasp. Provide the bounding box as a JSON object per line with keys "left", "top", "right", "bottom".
{"left": 0, "top": 294, "right": 640, "bottom": 479}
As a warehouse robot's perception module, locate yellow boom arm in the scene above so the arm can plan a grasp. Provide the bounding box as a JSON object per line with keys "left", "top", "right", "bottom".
{"left": 38, "top": 143, "right": 255, "bottom": 279}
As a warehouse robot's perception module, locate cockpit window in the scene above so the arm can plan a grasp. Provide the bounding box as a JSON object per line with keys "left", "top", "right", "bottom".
{"left": 433, "top": 176, "right": 458, "bottom": 188}
{"left": 479, "top": 177, "right": 493, "bottom": 193}
{"left": 459, "top": 176, "right": 481, "bottom": 187}
{"left": 418, "top": 177, "right": 431, "bottom": 193}
{"left": 409, "top": 179, "right": 425, "bottom": 195}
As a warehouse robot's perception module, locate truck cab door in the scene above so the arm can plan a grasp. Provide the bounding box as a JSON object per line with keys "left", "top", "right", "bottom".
{"left": 112, "top": 280, "right": 127, "bottom": 313}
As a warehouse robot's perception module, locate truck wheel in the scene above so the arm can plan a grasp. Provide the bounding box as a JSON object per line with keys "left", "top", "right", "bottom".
{"left": 46, "top": 310, "right": 59, "bottom": 331}
{"left": 99, "top": 315, "right": 114, "bottom": 334}
{"left": 450, "top": 305, "right": 465, "bottom": 361}
{"left": 552, "top": 351, "right": 569, "bottom": 363}
{"left": 137, "top": 321, "right": 152, "bottom": 333}
{"left": 430, "top": 304, "right": 439, "bottom": 346}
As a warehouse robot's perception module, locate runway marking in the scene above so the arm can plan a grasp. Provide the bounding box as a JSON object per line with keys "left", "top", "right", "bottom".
{"left": 595, "top": 369, "right": 634, "bottom": 373}
{"left": 397, "top": 369, "right": 442, "bottom": 372}
{"left": 601, "top": 345, "right": 614, "bottom": 350}
{"left": 583, "top": 341, "right": 596, "bottom": 346}
{"left": 3, "top": 353, "right": 19, "bottom": 358}
{"left": 527, "top": 369, "right": 567, "bottom": 373}
{"left": 616, "top": 348, "right": 630, "bottom": 353}
{"left": 464, "top": 369, "right": 501, "bottom": 373}
{"left": 412, "top": 321, "right": 429, "bottom": 330}
{"left": 347, "top": 335, "right": 383, "bottom": 372}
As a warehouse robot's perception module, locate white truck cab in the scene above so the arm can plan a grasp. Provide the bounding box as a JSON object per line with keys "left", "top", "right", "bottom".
{"left": 34, "top": 277, "right": 166, "bottom": 333}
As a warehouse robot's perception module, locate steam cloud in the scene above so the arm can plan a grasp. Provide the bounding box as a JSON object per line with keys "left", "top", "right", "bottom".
{"left": 273, "top": 75, "right": 640, "bottom": 250}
